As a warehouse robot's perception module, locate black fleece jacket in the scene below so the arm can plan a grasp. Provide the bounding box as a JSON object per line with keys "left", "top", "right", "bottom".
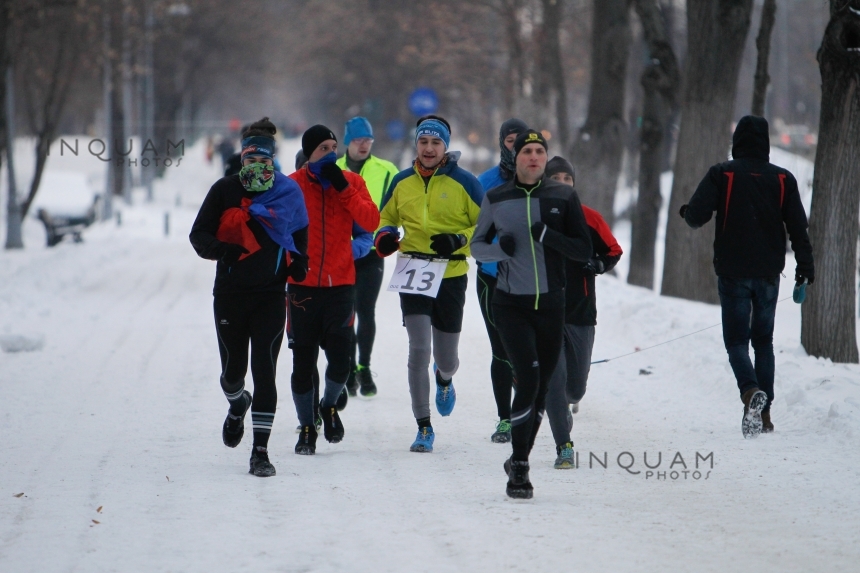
{"left": 684, "top": 115, "right": 813, "bottom": 278}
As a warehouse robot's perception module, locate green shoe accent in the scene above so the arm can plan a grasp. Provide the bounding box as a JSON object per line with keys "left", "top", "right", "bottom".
{"left": 491, "top": 419, "right": 512, "bottom": 443}
{"left": 554, "top": 442, "right": 575, "bottom": 469}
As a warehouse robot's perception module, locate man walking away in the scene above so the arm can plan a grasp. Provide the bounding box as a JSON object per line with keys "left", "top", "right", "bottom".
{"left": 681, "top": 115, "right": 814, "bottom": 438}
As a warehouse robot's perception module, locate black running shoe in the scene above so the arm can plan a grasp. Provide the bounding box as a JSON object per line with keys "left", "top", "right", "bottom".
{"left": 249, "top": 446, "right": 276, "bottom": 477}
{"left": 295, "top": 425, "right": 317, "bottom": 455}
{"left": 336, "top": 388, "right": 349, "bottom": 411}
{"left": 742, "top": 388, "right": 768, "bottom": 439}
{"left": 222, "top": 390, "right": 252, "bottom": 448}
{"left": 506, "top": 459, "right": 534, "bottom": 499}
{"left": 357, "top": 367, "right": 377, "bottom": 398}
{"left": 346, "top": 370, "right": 359, "bottom": 397}
{"left": 321, "top": 405, "right": 345, "bottom": 443}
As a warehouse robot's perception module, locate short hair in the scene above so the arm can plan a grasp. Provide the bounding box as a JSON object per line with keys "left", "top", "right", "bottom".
{"left": 415, "top": 114, "right": 451, "bottom": 131}
{"left": 242, "top": 117, "right": 277, "bottom": 139}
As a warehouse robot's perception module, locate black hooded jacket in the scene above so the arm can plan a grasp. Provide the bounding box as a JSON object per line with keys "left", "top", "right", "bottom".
{"left": 684, "top": 115, "right": 813, "bottom": 278}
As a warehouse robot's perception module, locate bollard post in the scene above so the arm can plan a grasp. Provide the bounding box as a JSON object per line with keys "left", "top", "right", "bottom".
{"left": 164, "top": 212, "right": 170, "bottom": 237}
{"left": 116, "top": 211, "right": 122, "bottom": 227}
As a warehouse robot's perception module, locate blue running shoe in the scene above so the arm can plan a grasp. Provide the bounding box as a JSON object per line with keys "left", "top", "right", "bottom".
{"left": 410, "top": 426, "right": 435, "bottom": 453}
{"left": 434, "top": 365, "right": 456, "bottom": 416}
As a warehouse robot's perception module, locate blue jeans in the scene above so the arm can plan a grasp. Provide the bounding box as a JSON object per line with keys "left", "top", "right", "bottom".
{"left": 717, "top": 276, "right": 779, "bottom": 411}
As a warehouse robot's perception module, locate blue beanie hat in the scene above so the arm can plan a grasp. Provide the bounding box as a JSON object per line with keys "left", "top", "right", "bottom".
{"left": 415, "top": 118, "right": 450, "bottom": 149}
{"left": 344, "top": 117, "right": 374, "bottom": 146}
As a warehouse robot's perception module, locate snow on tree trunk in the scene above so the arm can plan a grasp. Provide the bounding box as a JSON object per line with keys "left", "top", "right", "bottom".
{"left": 569, "top": 0, "right": 631, "bottom": 226}
{"left": 628, "top": 0, "right": 679, "bottom": 289}
{"left": 661, "top": 0, "right": 754, "bottom": 304}
{"left": 801, "top": 1, "right": 860, "bottom": 364}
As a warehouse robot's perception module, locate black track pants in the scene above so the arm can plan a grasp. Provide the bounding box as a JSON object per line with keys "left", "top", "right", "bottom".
{"left": 288, "top": 284, "right": 355, "bottom": 427}
{"left": 476, "top": 272, "right": 515, "bottom": 420}
{"left": 351, "top": 253, "right": 385, "bottom": 370}
{"left": 214, "top": 291, "right": 286, "bottom": 448}
{"left": 493, "top": 302, "right": 564, "bottom": 461}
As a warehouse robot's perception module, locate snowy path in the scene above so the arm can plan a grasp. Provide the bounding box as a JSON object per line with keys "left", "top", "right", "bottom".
{"left": 2, "top": 197, "right": 860, "bottom": 572}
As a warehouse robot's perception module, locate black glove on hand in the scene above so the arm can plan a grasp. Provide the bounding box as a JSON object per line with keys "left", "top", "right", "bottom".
{"left": 375, "top": 232, "right": 400, "bottom": 257}
{"left": 429, "top": 233, "right": 465, "bottom": 257}
{"left": 287, "top": 255, "right": 308, "bottom": 282}
{"left": 796, "top": 266, "right": 815, "bottom": 285}
{"left": 499, "top": 234, "right": 516, "bottom": 256}
{"left": 530, "top": 221, "right": 548, "bottom": 243}
{"left": 584, "top": 258, "right": 606, "bottom": 275}
{"left": 320, "top": 162, "right": 349, "bottom": 192}
{"left": 220, "top": 243, "right": 249, "bottom": 265}
{"left": 679, "top": 204, "right": 689, "bottom": 219}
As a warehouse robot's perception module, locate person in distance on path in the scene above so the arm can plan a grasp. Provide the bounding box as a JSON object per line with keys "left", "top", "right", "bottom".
{"left": 288, "top": 125, "right": 379, "bottom": 455}
{"left": 542, "top": 156, "right": 622, "bottom": 469}
{"left": 336, "top": 117, "right": 401, "bottom": 399}
{"left": 190, "top": 118, "right": 309, "bottom": 477}
{"left": 680, "top": 115, "right": 814, "bottom": 438}
{"left": 476, "top": 118, "right": 529, "bottom": 444}
{"left": 471, "top": 130, "right": 592, "bottom": 499}
{"left": 374, "top": 115, "right": 484, "bottom": 453}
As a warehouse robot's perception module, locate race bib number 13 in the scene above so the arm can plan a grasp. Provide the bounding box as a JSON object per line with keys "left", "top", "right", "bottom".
{"left": 387, "top": 254, "right": 447, "bottom": 298}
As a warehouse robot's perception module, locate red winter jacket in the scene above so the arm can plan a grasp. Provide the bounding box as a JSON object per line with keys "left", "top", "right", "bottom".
{"left": 289, "top": 167, "right": 380, "bottom": 287}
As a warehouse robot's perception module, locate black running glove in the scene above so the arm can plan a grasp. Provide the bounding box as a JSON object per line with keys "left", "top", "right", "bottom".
{"left": 320, "top": 162, "right": 349, "bottom": 192}
{"left": 499, "top": 234, "right": 516, "bottom": 256}
{"left": 375, "top": 232, "right": 400, "bottom": 257}
{"left": 584, "top": 258, "right": 606, "bottom": 275}
{"left": 219, "top": 243, "right": 249, "bottom": 265}
{"left": 795, "top": 265, "right": 815, "bottom": 285}
{"left": 429, "top": 233, "right": 466, "bottom": 257}
{"left": 530, "top": 221, "right": 548, "bottom": 243}
{"left": 287, "top": 254, "right": 309, "bottom": 282}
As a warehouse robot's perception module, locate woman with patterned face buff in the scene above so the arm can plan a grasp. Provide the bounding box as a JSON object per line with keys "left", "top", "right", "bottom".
{"left": 288, "top": 125, "right": 379, "bottom": 455}
{"left": 374, "top": 115, "right": 484, "bottom": 453}
{"left": 190, "top": 118, "right": 309, "bottom": 477}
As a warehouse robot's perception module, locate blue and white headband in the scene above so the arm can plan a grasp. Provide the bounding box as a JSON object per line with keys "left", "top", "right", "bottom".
{"left": 240, "top": 135, "right": 275, "bottom": 161}
{"left": 415, "top": 119, "right": 450, "bottom": 149}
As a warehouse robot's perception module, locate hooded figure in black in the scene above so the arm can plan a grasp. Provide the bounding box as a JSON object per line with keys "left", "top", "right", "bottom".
{"left": 681, "top": 115, "right": 813, "bottom": 439}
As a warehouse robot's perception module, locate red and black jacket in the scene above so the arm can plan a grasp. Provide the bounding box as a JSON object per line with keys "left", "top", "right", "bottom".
{"left": 564, "top": 205, "right": 623, "bottom": 326}
{"left": 685, "top": 115, "right": 813, "bottom": 278}
{"left": 289, "top": 167, "right": 380, "bottom": 288}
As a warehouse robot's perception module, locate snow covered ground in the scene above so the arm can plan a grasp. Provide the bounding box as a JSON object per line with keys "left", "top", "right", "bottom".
{"left": 2, "top": 143, "right": 860, "bottom": 572}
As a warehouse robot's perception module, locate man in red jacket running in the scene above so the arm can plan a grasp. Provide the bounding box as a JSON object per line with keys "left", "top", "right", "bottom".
{"left": 289, "top": 125, "right": 380, "bottom": 455}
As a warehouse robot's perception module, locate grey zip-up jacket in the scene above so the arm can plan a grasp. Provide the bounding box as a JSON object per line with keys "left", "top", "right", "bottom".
{"left": 470, "top": 176, "right": 592, "bottom": 309}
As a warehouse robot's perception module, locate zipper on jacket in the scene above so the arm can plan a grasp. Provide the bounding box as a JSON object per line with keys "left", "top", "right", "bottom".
{"left": 317, "top": 183, "right": 327, "bottom": 286}
{"left": 522, "top": 184, "right": 542, "bottom": 310}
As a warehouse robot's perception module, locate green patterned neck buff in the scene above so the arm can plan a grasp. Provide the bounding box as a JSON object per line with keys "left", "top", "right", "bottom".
{"left": 238, "top": 162, "right": 275, "bottom": 192}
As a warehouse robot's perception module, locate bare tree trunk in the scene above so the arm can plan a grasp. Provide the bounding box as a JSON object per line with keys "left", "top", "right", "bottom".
{"left": 661, "top": 0, "right": 754, "bottom": 304}
{"left": 569, "top": 0, "right": 632, "bottom": 225}
{"left": 541, "top": 0, "right": 569, "bottom": 149}
{"left": 4, "top": 64, "right": 21, "bottom": 249}
{"left": 801, "top": 2, "right": 860, "bottom": 364}
{"left": 751, "top": 0, "right": 777, "bottom": 117}
{"left": 627, "top": 0, "right": 680, "bottom": 289}
{"left": 503, "top": 0, "right": 525, "bottom": 117}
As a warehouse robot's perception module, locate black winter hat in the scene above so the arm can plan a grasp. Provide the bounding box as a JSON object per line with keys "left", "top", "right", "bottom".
{"left": 301, "top": 124, "right": 337, "bottom": 159}
{"left": 546, "top": 156, "right": 575, "bottom": 181}
{"left": 499, "top": 118, "right": 528, "bottom": 142}
{"left": 513, "top": 129, "right": 548, "bottom": 155}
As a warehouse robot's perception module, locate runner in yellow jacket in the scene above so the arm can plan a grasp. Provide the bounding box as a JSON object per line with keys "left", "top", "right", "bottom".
{"left": 336, "top": 117, "right": 400, "bottom": 399}
{"left": 374, "top": 115, "right": 484, "bottom": 453}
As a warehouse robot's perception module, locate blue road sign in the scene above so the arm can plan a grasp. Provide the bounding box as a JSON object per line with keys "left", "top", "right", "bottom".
{"left": 408, "top": 87, "right": 439, "bottom": 117}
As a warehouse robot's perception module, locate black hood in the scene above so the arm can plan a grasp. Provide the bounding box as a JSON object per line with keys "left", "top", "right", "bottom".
{"left": 732, "top": 115, "right": 770, "bottom": 161}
